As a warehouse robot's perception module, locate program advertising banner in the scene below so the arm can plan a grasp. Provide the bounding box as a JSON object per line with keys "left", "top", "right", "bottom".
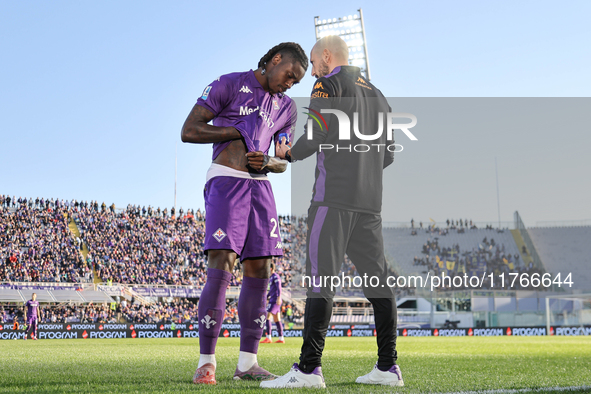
{"left": 2, "top": 323, "right": 590, "bottom": 340}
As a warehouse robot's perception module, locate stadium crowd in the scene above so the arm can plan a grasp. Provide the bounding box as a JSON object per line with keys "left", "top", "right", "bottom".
{"left": 5, "top": 194, "right": 538, "bottom": 294}
{"left": 413, "top": 235, "right": 541, "bottom": 290}
{"left": 0, "top": 299, "right": 302, "bottom": 325}
{"left": 0, "top": 199, "right": 90, "bottom": 283}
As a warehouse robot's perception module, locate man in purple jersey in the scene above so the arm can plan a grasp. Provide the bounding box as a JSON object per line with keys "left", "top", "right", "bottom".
{"left": 181, "top": 42, "right": 307, "bottom": 385}
{"left": 261, "top": 262, "right": 285, "bottom": 343}
{"left": 24, "top": 293, "right": 40, "bottom": 340}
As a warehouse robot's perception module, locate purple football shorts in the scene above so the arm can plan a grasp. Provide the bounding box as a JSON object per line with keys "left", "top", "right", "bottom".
{"left": 266, "top": 302, "right": 281, "bottom": 315}
{"left": 204, "top": 176, "right": 283, "bottom": 260}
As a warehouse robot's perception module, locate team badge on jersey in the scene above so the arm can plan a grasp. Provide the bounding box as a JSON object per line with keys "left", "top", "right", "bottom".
{"left": 213, "top": 228, "right": 227, "bottom": 242}
{"left": 201, "top": 86, "right": 212, "bottom": 100}
{"left": 273, "top": 99, "right": 279, "bottom": 110}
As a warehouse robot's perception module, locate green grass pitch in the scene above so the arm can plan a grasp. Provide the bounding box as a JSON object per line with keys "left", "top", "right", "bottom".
{"left": 1, "top": 337, "right": 590, "bottom": 393}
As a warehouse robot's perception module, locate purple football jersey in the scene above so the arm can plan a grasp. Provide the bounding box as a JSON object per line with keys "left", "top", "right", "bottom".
{"left": 196, "top": 70, "right": 296, "bottom": 163}
{"left": 25, "top": 300, "right": 39, "bottom": 318}
{"left": 268, "top": 272, "right": 282, "bottom": 304}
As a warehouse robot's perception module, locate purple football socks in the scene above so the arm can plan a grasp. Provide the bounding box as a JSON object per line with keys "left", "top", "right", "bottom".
{"left": 238, "top": 276, "right": 269, "bottom": 354}
{"left": 198, "top": 268, "right": 232, "bottom": 354}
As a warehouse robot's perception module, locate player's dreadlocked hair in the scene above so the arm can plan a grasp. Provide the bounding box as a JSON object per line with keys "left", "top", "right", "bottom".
{"left": 258, "top": 42, "right": 309, "bottom": 72}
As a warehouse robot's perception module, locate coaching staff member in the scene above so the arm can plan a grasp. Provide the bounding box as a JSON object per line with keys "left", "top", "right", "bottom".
{"left": 262, "top": 35, "right": 402, "bottom": 388}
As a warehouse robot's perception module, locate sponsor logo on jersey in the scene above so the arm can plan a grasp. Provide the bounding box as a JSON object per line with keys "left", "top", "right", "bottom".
{"left": 355, "top": 77, "right": 372, "bottom": 90}
{"left": 239, "top": 85, "right": 253, "bottom": 93}
{"left": 239, "top": 105, "right": 259, "bottom": 116}
{"left": 258, "top": 110, "right": 275, "bottom": 129}
{"left": 213, "top": 228, "right": 226, "bottom": 242}
{"left": 201, "top": 86, "right": 212, "bottom": 100}
{"left": 314, "top": 82, "right": 324, "bottom": 90}
{"left": 275, "top": 241, "right": 282, "bottom": 249}
{"left": 311, "top": 91, "right": 329, "bottom": 99}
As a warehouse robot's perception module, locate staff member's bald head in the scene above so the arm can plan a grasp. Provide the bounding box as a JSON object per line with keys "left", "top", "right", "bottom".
{"left": 310, "top": 35, "right": 349, "bottom": 78}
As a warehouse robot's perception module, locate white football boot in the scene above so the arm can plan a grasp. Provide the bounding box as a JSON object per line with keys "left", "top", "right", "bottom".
{"left": 356, "top": 364, "right": 404, "bottom": 387}
{"left": 260, "top": 363, "right": 326, "bottom": 389}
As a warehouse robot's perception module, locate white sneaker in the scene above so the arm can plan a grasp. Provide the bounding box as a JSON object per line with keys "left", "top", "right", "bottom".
{"left": 260, "top": 363, "right": 326, "bottom": 389}
{"left": 356, "top": 364, "right": 404, "bottom": 387}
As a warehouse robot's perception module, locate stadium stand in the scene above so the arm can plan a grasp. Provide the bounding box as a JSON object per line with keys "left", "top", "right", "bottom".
{"left": 528, "top": 226, "right": 591, "bottom": 291}
{"left": 382, "top": 226, "right": 538, "bottom": 290}
{"left": 0, "top": 201, "right": 91, "bottom": 283}
{"left": 3, "top": 194, "right": 588, "bottom": 328}
{"left": 0, "top": 299, "right": 303, "bottom": 326}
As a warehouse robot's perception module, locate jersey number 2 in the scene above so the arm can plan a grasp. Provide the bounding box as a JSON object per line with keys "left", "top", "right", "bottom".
{"left": 270, "top": 218, "right": 279, "bottom": 238}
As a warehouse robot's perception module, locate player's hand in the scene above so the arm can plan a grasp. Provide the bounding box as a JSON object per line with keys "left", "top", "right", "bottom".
{"left": 275, "top": 140, "right": 290, "bottom": 159}
{"left": 246, "top": 151, "right": 269, "bottom": 171}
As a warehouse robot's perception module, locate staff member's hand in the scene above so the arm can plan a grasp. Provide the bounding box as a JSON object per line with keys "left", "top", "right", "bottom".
{"left": 275, "top": 140, "right": 290, "bottom": 159}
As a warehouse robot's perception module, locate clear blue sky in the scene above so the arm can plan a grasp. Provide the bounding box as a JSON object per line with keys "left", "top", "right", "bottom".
{"left": 1, "top": 1, "right": 589, "bottom": 225}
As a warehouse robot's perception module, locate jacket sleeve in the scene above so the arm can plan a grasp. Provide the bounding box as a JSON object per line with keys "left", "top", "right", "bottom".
{"left": 383, "top": 103, "right": 395, "bottom": 169}
{"left": 290, "top": 78, "right": 333, "bottom": 161}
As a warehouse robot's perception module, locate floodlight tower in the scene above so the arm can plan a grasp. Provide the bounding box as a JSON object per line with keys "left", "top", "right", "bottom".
{"left": 314, "top": 8, "right": 371, "bottom": 81}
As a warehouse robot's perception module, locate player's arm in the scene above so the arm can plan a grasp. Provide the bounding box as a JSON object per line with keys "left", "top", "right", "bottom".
{"left": 245, "top": 153, "right": 288, "bottom": 173}
{"left": 181, "top": 75, "right": 242, "bottom": 144}
{"left": 181, "top": 104, "right": 242, "bottom": 144}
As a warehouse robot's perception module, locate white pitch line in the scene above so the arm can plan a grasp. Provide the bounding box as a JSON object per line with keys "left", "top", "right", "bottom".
{"left": 440, "top": 385, "right": 591, "bottom": 394}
